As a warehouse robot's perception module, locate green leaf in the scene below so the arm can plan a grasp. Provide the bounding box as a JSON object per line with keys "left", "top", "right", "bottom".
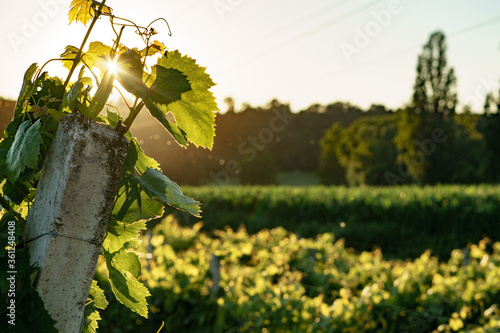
{"left": 82, "top": 310, "right": 100, "bottom": 333}
{"left": 31, "top": 73, "right": 65, "bottom": 111}
{"left": 139, "top": 40, "right": 167, "bottom": 58}
{"left": 160, "top": 50, "right": 215, "bottom": 90}
{"left": 68, "top": 0, "right": 112, "bottom": 26}
{"left": 6, "top": 120, "right": 43, "bottom": 182}
{"left": 158, "top": 51, "right": 217, "bottom": 148}
{"left": 104, "top": 220, "right": 147, "bottom": 253}
{"left": 88, "top": 69, "right": 114, "bottom": 119}
{"left": 143, "top": 98, "right": 189, "bottom": 147}
{"left": 83, "top": 280, "right": 106, "bottom": 333}
{"left": 64, "top": 79, "right": 84, "bottom": 110}
{"left": 137, "top": 168, "right": 201, "bottom": 217}
{"left": 61, "top": 45, "right": 80, "bottom": 71}
{"left": 116, "top": 50, "right": 148, "bottom": 98}
{"left": 149, "top": 66, "right": 191, "bottom": 106}
{"left": 89, "top": 280, "right": 108, "bottom": 310}
{"left": 85, "top": 41, "right": 113, "bottom": 74}
{"left": 112, "top": 250, "right": 141, "bottom": 278}
{"left": 68, "top": 0, "right": 93, "bottom": 25}
{"left": 2, "top": 180, "right": 30, "bottom": 205}
{"left": 105, "top": 250, "right": 150, "bottom": 318}
{"left": 159, "top": 89, "right": 218, "bottom": 148}
{"left": 126, "top": 136, "right": 160, "bottom": 174}
{"left": 111, "top": 172, "right": 164, "bottom": 224}
{"left": 14, "top": 63, "right": 38, "bottom": 117}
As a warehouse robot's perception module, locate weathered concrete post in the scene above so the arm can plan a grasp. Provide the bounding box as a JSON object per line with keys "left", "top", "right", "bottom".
{"left": 23, "top": 114, "right": 128, "bottom": 332}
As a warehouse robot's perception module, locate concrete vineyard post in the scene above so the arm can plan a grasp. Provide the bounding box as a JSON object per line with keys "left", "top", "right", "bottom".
{"left": 23, "top": 114, "right": 128, "bottom": 332}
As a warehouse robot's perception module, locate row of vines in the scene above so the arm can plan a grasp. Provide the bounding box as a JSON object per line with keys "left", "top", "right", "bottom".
{"left": 96, "top": 215, "right": 500, "bottom": 332}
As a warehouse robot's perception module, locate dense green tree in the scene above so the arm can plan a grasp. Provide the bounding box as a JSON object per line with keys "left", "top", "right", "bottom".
{"left": 318, "top": 123, "right": 346, "bottom": 185}
{"left": 319, "top": 115, "right": 398, "bottom": 186}
{"left": 239, "top": 148, "right": 278, "bottom": 185}
{"left": 336, "top": 115, "right": 398, "bottom": 186}
{"left": 395, "top": 31, "right": 457, "bottom": 184}
{"left": 477, "top": 87, "right": 500, "bottom": 182}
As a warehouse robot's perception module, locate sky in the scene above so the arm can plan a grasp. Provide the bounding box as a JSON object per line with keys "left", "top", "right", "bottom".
{"left": 1, "top": 0, "right": 499, "bottom": 113}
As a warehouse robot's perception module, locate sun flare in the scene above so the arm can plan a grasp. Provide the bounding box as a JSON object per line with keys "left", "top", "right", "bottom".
{"left": 107, "top": 60, "right": 118, "bottom": 75}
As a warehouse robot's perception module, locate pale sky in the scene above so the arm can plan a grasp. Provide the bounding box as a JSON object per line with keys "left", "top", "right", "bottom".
{"left": 1, "top": 0, "right": 499, "bottom": 113}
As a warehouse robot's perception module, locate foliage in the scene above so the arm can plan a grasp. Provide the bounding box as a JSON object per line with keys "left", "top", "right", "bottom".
{"left": 175, "top": 185, "right": 500, "bottom": 260}
{"left": 239, "top": 148, "right": 279, "bottom": 185}
{"left": 318, "top": 122, "right": 346, "bottom": 185}
{"left": 394, "top": 31, "right": 457, "bottom": 184}
{"left": 97, "top": 215, "right": 500, "bottom": 332}
{"left": 320, "top": 115, "right": 398, "bottom": 186}
{"left": 0, "top": 0, "right": 216, "bottom": 331}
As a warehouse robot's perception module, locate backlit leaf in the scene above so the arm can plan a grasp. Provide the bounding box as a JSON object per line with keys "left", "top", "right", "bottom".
{"left": 105, "top": 249, "right": 150, "bottom": 318}
{"left": 14, "top": 63, "right": 38, "bottom": 117}
{"left": 68, "top": 0, "right": 112, "bottom": 26}
{"left": 137, "top": 168, "right": 201, "bottom": 217}
{"left": 89, "top": 280, "right": 108, "bottom": 310}
{"left": 143, "top": 98, "right": 188, "bottom": 147}
{"left": 104, "top": 220, "right": 147, "bottom": 253}
{"left": 115, "top": 50, "right": 148, "bottom": 99}
{"left": 148, "top": 66, "right": 191, "bottom": 106}
{"left": 157, "top": 50, "right": 217, "bottom": 148}
{"left": 111, "top": 171, "right": 164, "bottom": 224}
{"left": 6, "top": 120, "right": 43, "bottom": 182}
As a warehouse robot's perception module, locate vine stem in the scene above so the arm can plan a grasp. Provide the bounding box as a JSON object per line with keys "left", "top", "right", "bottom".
{"left": 123, "top": 100, "right": 144, "bottom": 132}
{"left": 63, "top": 0, "right": 107, "bottom": 92}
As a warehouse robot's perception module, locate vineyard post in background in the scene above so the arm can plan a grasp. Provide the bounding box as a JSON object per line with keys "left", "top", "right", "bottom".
{"left": 23, "top": 114, "right": 128, "bottom": 332}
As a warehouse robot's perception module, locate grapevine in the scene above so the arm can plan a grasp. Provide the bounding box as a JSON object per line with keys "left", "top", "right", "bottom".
{"left": 0, "top": 0, "right": 217, "bottom": 331}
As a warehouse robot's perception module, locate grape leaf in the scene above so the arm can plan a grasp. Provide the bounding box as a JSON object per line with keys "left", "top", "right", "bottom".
{"left": 61, "top": 45, "right": 80, "bottom": 71}
{"left": 85, "top": 41, "right": 113, "bottom": 75}
{"left": 139, "top": 40, "right": 167, "bottom": 57}
{"left": 137, "top": 168, "right": 201, "bottom": 217}
{"left": 111, "top": 172, "right": 164, "bottom": 224}
{"left": 126, "top": 136, "right": 160, "bottom": 174}
{"left": 104, "top": 220, "right": 147, "bottom": 253}
{"left": 158, "top": 51, "right": 217, "bottom": 148}
{"left": 143, "top": 98, "right": 189, "bottom": 147}
{"left": 68, "top": 0, "right": 112, "bottom": 26}
{"left": 5, "top": 120, "right": 43, "bottom": 182}
{"left": 105, "top": 250, "right": 150, "bottom": 318}
{"left": 159, "top": 89, "right": 218, "bottom": 149}
{"left": 14, "top": 63, "right": 38, "bottom": 117}
{"left": 148, "top": 66, "right": 191, "bottom": 106}
{"left": 82, "top": 310, "right": 100, "bottom": 333}
{"left": 89, "top": 280, "right": 108, "bottom": 310}
{"left": 61, "top": 42, "right": 112, "bottom": 77}
{"left": 116, "top": 50, "right": 148, "bottom": 99}
{"left": 112, "top": 250, "right": 142, "bottom": 278}
{"left": 82, "top": 280, "right": 106, "bottom": 333}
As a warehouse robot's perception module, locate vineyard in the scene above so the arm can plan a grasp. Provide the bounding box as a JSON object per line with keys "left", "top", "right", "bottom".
{"left": 96, "top": 214, "right": 500, "bottom": 332}
{"left": 175, "top": 185, "right": 500, "bottom": 259}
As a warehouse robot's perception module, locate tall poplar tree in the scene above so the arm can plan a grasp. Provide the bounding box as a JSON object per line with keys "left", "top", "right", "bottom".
{"left": 395, "top": 31, "right": 457, "bottom": 184}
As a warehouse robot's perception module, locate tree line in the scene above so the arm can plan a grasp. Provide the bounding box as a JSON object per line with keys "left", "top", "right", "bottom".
{"left": 0, "top": 31, "right": 497, "bottom": 186}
